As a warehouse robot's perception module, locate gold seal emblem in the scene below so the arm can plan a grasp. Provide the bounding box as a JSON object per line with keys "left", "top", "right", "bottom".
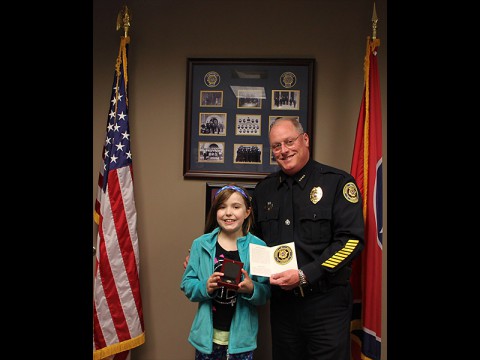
{"left": 204, "top": 71, "right": 221, "bottom": 87}
{"left": 310, "top": 186, "right": 323, "bottom": 204}
{"left": 280, "top": 72, "right": 297, "bottom": 88}
{"left": 343, "top": 182, "right": 359, "bottom": 203}
{"left": 273, "top": 245, "right": 293, "bottom": 265}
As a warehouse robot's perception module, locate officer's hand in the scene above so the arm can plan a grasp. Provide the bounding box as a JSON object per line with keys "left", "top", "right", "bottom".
{"left": 183, "top": 250, "right": 190, "bottom": 270}
{"left": 270, "top": 269, "right": 299, "bottom": 290}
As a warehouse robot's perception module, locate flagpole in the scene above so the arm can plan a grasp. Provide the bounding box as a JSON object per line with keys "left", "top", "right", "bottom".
{"left": 116, "top": 5, "right": 131, "bottom": 37}
{"left": 371, "top": 2, "right": 378, "bottom": 40}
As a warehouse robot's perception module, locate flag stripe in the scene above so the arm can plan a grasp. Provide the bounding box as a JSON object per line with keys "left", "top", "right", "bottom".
{"left": 109, "top": 167, "right": 143, "bottom": 336}
{"left": 103, "top": 176, "right": 131, "bottom": 343}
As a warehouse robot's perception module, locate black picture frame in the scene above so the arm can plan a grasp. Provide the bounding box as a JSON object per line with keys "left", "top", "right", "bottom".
{"left": 184, "top": 58, "right": 315, "bottom": 180}
{"left": 205, "top": 182, "right": 257, "bottom": 221}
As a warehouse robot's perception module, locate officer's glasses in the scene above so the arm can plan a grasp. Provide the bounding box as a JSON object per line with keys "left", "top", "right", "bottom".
{"left": 271, "top": 133, "right": 304, "bottom": 153}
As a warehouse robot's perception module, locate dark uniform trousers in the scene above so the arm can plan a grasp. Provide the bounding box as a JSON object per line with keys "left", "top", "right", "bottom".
{"left": 270, "top": 283, "right": 352, "bottom": 360}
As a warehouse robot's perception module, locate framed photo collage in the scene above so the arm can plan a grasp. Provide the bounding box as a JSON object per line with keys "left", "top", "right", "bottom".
{"left": 183, "top": 58, "right": 314, "bottom": 180}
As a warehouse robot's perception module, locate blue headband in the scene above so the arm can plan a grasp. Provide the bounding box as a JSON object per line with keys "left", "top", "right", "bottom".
{"left": 214, "top": 185, "right": 249, "bottom": 200}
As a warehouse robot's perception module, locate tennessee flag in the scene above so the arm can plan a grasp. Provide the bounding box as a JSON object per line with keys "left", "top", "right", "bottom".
{"left": 93, "top": 34, "right": 145, "bottom": 360}
{"left": 350, "top": 35, "right": 383, "bottom": 360}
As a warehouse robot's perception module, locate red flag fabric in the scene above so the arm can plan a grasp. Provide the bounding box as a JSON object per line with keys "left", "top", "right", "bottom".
{"left": 93, "top": 36, "right": 145, "bottom": 360}
{"left": 350, "top": 36, "right": 383, "bottom": 360}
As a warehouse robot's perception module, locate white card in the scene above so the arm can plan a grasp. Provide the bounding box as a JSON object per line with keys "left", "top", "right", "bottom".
{"left": 249, "top": 242, "right": 298, "bottom": 277}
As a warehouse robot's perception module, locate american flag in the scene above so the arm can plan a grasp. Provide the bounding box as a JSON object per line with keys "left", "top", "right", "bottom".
{"left": 350, "top": 35, "right": 383, "bottom": 360}
{"left": 93, "top": 36, "right": 145, "bottom": 360}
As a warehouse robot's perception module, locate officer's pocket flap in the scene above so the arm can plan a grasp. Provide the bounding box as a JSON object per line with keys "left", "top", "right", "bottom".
{"left": 298, "top": 206, "right": 331, "bottom": 221}
{"left": 257, "top": 206, "right": 279, "bottom": 222}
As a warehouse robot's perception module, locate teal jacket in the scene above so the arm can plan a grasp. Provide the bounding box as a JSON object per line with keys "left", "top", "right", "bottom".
{"left": 180, "top": 227, "right": 271, "bottom": 355}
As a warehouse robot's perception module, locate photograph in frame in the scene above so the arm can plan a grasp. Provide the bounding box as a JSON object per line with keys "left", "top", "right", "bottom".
{"left": 237, "top": 89, "right": 262, "bottom": 109}
{"left": 235, "top": 114, "right": 261, "bottom": 136}
{"left": 233, "top": 144, "right": 263, "bottom": 164}
{"left": 271, "top": 90, "right": 300, "bottom": 110}
{"left": 200, "top": 90, "right": 223, "bottom": 107}
{"left": 198, "top": 142, "right": 225, "bottom": 163}
{"left": 199, "top": 112, "right": 227, "bottom": 136}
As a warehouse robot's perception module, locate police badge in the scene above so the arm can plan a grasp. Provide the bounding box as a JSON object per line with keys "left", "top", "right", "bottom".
{"left": 310, "top": 186, "right": 323, "bottom": 204}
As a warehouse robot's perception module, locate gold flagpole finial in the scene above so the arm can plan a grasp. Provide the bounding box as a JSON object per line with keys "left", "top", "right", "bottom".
{"left": 116, "top": 5, "right": 131, "bottom": 37}
{"left": 371, "top": 2, "right": 378, "bottom": 40}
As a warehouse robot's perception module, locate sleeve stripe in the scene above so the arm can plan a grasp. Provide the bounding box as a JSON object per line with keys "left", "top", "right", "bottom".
{"left": 321, "top": 239, "right": 360, "bottom": 269}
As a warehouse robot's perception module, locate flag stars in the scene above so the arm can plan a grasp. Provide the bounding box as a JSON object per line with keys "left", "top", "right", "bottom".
{"left": 110, "top": 93, "right": 123, "bottom": 106}
{"left": 110, "top": 155, "right": 118, "bottom": 163}
{"left": 113, "top": 123, "right": 121, "bottom": 132}
{"left": 121, "top": 131, "right": 130, "bottom": 140}
{"left": 107, "top": 123, "right": 114, "bottom": 131}
{"left": 118, "top": 111, "right": 127, "bottom": 121}
{"left": 109, "top": 110, "right": 116, "bottom": 119}
{"left": 126, "top": 151, "right": 132, "bottom": 159}
{"left": 115, "top": 143, "right": 125, "bottom": 152}
{"left": 105, "top": 137, "right": 112, "bottom": 145}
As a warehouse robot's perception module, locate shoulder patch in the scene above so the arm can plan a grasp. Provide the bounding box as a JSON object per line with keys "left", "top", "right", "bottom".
{"left": 343, "top": 182, "right": 359, "bottom": 203}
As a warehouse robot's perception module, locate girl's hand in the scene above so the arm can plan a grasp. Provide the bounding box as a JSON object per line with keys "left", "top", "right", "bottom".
{"left": 237, "top": 269, "right": 254, "bottom": 294}
{"left": 207, "top": 271, "right": 223, "bottom": 294}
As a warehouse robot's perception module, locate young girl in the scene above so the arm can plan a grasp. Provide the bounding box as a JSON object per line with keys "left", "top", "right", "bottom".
{"left": 181, "top": 184, "right": 270, "bottom": 360}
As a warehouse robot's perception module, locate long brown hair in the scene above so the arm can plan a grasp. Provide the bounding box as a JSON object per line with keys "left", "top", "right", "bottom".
{"left": 204, "top": 184, "right": 254, "bottom": 235}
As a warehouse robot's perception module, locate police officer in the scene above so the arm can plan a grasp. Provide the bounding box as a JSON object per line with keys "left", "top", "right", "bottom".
{"left": 251, "top": 117, "right": 365, "bottom": 360}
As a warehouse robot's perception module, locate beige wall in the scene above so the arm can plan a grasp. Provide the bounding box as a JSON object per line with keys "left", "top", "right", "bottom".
{"left": 93, "top": 1, "right": 388, "bottom": 359}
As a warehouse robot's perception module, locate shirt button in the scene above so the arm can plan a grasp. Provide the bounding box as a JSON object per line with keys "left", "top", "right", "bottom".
{"left": 285, "top": 219, "right": 291, "bottom": 225}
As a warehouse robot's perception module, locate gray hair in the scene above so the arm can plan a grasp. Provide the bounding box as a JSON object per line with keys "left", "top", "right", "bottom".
{"left": 269, "top": 117, "right": 304, "bottom": 133}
